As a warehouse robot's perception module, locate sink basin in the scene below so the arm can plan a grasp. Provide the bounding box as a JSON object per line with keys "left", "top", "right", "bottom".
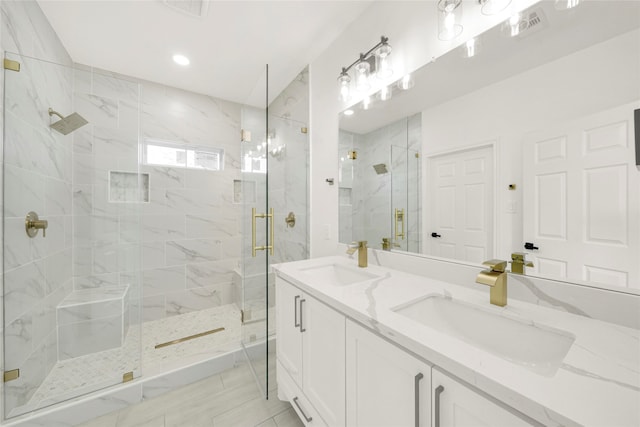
{"left": 299, "top": 263, "right": 380, "bottom": 286}
{"left": 393, "top": 295, "right": 575, "bottom": 376}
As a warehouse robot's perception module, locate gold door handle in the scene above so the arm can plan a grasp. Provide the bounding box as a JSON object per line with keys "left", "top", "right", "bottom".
{"left": 252, "top": 207, "right": 274, "bottom": 257}
{"left": 394, "top": 208, "right": 405, "bottom": 241}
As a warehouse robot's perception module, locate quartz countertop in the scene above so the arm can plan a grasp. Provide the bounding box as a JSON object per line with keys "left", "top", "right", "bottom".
{"left": 272, "top": 256, "right": 640, "bottom": 427}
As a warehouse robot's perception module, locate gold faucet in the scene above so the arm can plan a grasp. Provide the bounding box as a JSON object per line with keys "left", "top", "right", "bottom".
{"left": 510, "top": 252, "right": 534, "bottom": 275}
{"left": 476, "top": 259, "right": 508, "bottom": 307}
{"left": 346, "top": 241, "right": 368, "bottom": 267}
{"left": 381, "top": 237, "right": 400, "bottom": 251}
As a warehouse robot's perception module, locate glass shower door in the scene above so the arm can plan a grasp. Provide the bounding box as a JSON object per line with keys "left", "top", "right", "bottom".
{"left": 2, "top": 52, "right": 142, "bottom": 419}
{"left": 239, "top": 65, "right": 271, "bottom": 397}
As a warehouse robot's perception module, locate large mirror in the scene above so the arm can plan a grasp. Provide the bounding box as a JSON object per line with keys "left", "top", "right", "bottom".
{"left": 339, "top": 0, "right": 640, "bottom": 291}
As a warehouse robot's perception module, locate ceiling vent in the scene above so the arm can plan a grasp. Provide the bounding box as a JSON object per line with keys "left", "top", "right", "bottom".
{"left": 163, "top": 0, "right": 209, "bottom": 18}
{"left": 517, "top": 8, "right": 548, "bottom": 38}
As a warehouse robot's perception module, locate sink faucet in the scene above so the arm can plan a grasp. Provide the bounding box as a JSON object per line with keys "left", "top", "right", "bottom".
{"left": 510, "top": 252, "right": 534, "bottom": 275}
{"left": 476, "top": 259, "right": 508, "bottom": 307}
{"left": 346, "top": 241, "right": 368, "bottom": 268}
{"left": 381, "top": 237, "right": 400, "bottom": 251}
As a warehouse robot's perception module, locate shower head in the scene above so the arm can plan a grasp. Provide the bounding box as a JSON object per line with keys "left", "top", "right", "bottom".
{"left": 373, "top": 163, "right": 388, "bottom": 175}
{"left": 48, "top": 108, "right": 88, "bottom": 135}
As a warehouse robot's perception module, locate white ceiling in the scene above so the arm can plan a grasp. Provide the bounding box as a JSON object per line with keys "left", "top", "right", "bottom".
{"left": 37, "top": 0, "right": 373, "bottom": 106}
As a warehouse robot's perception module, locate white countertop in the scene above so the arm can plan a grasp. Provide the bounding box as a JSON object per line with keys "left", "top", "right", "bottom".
{"left": 273, "top": 256, "right": 640, "bottom": 427}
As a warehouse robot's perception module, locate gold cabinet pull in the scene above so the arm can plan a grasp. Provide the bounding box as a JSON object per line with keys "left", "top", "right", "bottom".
{"left": 394, "top": 208, "right": 405, "bottom": 241}
{"left": 252, "top": 207, "right": 274, "bottom": 257}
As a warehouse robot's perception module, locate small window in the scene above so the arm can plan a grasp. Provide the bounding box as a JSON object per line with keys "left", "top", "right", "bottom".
{"left": 143, "top": 139, "right": 224, "bottom": 171}
{"left": 242, "top": 155, "right": 267, "bottom": 174}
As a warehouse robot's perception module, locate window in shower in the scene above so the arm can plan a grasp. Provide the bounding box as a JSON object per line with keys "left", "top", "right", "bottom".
{"left": 143, "top": 138, "right": 224, "bottom": 171}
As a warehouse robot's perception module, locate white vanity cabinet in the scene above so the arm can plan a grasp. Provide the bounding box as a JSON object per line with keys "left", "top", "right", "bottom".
{"left": 276, "top": 277, "right": 346, "bottom": 427}
{"left": 431, "top": 369, "right": 534, "bottom": 427}
{"left": 346, "top": 320, "right": 432, "bottom": 427}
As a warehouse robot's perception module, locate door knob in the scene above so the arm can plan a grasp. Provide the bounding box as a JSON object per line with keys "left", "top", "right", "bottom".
{"left": 25, "top": 211, "right": 48, "bottom": 238}
{"left": 431, "top": 232, "right": 441, "bottom": 238}
{"left": 524, "top": 242, "right": 538, "bottom": 250}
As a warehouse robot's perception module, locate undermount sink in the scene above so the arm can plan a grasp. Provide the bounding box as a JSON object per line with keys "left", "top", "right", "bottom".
{"left": 393, "top": 295, "right": 575, "bottom": 376}
{"left": 299, "top": 263, "right": 380, "bottom": 286}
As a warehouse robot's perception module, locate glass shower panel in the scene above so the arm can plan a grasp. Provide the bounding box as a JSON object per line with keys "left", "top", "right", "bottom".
{"left": 2, "top": 52, "right": 142, "bottom": 419}
{"left": 391, "top": 144, "right": 410, "bottom": 251}
{"left": 406, "top": 147, "right": 421, "bottom": 253}
{"left": 239, "top": 66, "right": 270, "bottom": 397}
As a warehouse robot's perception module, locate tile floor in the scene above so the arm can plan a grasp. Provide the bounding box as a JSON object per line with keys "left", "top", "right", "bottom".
{"left": 77, "top": 358, "right": 303, "bottom": 427}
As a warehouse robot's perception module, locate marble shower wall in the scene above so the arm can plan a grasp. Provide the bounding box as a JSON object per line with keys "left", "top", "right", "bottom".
{"left": 268, "top": 67, "right": 309, "bottom": 265}
{"left": 137, "top": 80, "right": 242, "bottom": 322}
{"left": 70, "top": 67, "right": 141, "bottom": 281}
{"left": 341, "top": 113, "right": 421, "bottom": 250}
{"left": 1, "top": 0, "right": 74, "bottom": 415}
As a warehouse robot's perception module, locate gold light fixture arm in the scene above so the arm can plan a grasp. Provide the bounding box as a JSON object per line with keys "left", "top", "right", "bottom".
{"left": 252, "top": 207, "right": 274, "bottom": 257}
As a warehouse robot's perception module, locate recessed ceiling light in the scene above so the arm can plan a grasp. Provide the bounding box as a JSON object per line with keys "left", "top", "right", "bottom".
{"left": 173, "top": 54, "right": 190, "bottom": 66}
{"left": 344, "top": 109, "right": 355, "bottom": 116}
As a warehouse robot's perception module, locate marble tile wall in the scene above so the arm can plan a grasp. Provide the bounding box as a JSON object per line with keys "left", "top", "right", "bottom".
{"left": 340, "top": 114, "right": 422, "bottom": 251}
{"left": 136, "top": 79, "right": 242, "bottom": 322}
{"left": 1, "top": 0, "right": 76, "bottom": 417}
{"left": 267, "top": 67, "right": 309, "bottom": 267}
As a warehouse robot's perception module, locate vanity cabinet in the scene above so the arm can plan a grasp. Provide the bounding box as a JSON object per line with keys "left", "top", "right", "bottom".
{"left": 276, "top": 277, "right": 346, "bottom": 427}
{"left": 346, "top": 320, "right": 431, "bottom": 427}
{"left": 431, "top": 369, "right": 534, "bottom": 427}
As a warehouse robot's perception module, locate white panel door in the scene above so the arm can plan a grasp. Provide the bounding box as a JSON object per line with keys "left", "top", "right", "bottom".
{"left": 346, "top": 320, "right": 431, "bottom": 427}
{"left": 276, "top": 278, "right": 303, "bottom": 385}
{"left": 427, "top": 145, "right": 494, "bottom": 263}
{"left": 523, "top": 103, "right": 640, "bottom": 288}
{"left": 302, "top": 295, "right": 346, "bottom": 427}
{"left": 432, "top": 369, "right": 533, "bottom": 427}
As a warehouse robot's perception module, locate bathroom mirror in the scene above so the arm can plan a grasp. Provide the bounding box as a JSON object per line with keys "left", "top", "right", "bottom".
{"left": 339, "top": 0, "right": 640, "bottom": 291}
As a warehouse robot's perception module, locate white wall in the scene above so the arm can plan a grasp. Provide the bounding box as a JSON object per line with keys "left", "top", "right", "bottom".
{"left": 308, "top": 0, "right": 539, "bottom": 256}
{"left": 420, "top": 29, "right": 640, "bottom": 262}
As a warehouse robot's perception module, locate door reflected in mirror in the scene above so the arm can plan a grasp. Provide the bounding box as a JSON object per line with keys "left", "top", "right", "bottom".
{"left": 338, "top": 0, "right": 640, "bottom": 292}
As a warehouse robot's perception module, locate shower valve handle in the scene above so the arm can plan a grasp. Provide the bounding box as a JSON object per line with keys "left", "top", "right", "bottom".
{"left": 25, "top": 211, "right": 48, "bottom": 238}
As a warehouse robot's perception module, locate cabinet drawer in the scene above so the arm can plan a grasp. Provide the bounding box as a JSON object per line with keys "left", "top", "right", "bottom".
{"left": 277, "top": 360, "right": 328, "bottom": 427}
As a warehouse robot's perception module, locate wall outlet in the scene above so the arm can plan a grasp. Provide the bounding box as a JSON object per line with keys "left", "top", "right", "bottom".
{"left": 323, "top": 224, "right": 331, "bottom": 240}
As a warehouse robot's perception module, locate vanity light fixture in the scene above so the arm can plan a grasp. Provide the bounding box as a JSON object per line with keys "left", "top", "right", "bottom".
{"left": 338, "top": 70, "right": 351, "bottom": 102}
{"left": 398, "top": 74, "right": 415, "bottom": 90}
{"left": 378, "top": 85, "right": 392, "bottom": 101}
{"left": 437, "top": 0, "right": 463, "bottom": 41}
{"left": 555, "top": 0, "right": 581, "bottom": 10}
{"left": 337, "top": 36, "right": 393, "bottom": 101}
{"left": 354, "top": 55, "right": 372, "bottom": 91}
{"left": 172, "top": 54, "right": 190, "bottom": 66}
{"left": 478, "top": 0, "right": 512, "bottom": 15}
{"left": 362, "top": 95, "right": 371, "bottom": 110}
{"left": 462, "top": 37, "right": 481, "bottom": 58}
{"left": 504, "top": 12, "right": 526, "bottom": 37}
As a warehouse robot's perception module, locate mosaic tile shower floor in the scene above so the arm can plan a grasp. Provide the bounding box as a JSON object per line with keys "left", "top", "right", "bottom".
{"left": 13, "top": 303, "right": 274, "bottom": 418}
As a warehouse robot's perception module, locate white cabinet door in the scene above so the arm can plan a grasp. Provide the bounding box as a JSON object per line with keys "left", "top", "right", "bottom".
{"left": 346, "top": 320, "right": 431, "bottom": 427}
{"left": 432, "top": 370, "right": 533, "bottom": 427}
{"left": 302, "top": 294, "right": 346, "bottom": 427}
{"left": 523, "top": 102, "right": 639, "bottom": 288}
{"left": 426, "top": 145, "right": 494, "bottom": 263}
{"left": 276, "top": 277, "right": 303, "bottom": 385}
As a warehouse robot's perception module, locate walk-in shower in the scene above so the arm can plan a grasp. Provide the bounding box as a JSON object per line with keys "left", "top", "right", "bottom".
{"left": 2, "top": 48, "right": 309, "bottom": 423}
